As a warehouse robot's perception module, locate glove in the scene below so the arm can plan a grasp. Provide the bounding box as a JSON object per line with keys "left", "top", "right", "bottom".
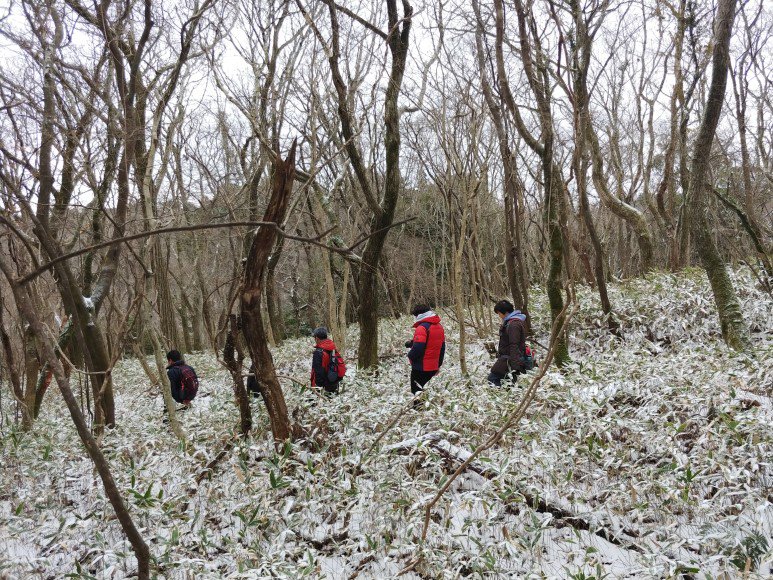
{"left": 405, "top": 340, "right": 413, "bottom": 348}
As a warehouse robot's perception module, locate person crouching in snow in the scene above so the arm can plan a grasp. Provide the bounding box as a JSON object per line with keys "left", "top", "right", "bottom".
{"left": 487, "top": 300, "right": 527, "bottom": 386}
{"left": 405, "top": 305, "right": 446, "bottom": 396}
{"left": 310, "top": 327, "right": 345, "bottom": 394}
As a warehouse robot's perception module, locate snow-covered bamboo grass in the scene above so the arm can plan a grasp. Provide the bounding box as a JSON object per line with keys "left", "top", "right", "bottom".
{"left": 1, "top": 267, "right": 771, "bottom": 578}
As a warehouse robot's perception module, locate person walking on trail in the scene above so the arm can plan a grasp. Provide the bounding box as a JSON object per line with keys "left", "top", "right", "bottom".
{"left": 487, "top": 300, "right": 527, "bottom": 386}
{"left": 405, "top": 305, "right": 446, "bottom": 396}
{"left": 310, "top": 327, "right": 346, "bottom": 394}
{"left": 165, "top": 350, "right": 199, "bottom": 408}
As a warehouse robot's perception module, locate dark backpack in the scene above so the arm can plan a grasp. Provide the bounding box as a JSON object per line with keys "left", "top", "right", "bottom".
{"left": 180, "top": 365, "right": 199, "bottom": 401}
{"left": 325, "top": 350, "right": 346, "bottom": 385}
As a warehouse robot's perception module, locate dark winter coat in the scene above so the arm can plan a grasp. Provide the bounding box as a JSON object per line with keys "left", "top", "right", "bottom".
{"left": 407, "top": 313, "right": 446, "bottom": 372}
{"left": 490, "top": 313, "right": 526, "bottom": 376}
{"left": 166, "top": 360, "right": 198, "bottom": 404}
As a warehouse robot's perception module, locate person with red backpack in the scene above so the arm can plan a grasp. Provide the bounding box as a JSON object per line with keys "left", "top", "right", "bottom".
{"left": 487, "top": 300, "right": 527, "bottom": 386}
{"left": 165, "top": 350, "right": 199, "bottom": 407}
{"left": 405, "top": 305, "right": 445, "bottom": 396}
{"left": 310, "top": 327, "right": 346, "bottom": 394}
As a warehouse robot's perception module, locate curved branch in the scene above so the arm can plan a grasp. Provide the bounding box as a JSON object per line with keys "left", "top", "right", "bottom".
{"left": 13, "top": 216, "right": 416, "bottom": 286}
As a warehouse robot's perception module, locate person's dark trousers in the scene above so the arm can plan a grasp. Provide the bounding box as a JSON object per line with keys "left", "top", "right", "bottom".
{"left": 487, "top": 371, "right": 519, "bottom": 386}
{"left": 410, "top": 369, "right": 437, "bottom": 394}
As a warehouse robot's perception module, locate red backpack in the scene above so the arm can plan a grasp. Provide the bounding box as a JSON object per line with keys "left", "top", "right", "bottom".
{"left": 325, "top": 350, "right": 347, "bottom": 384}
{"left": 180, "top": 365, "right": 199, "bottom": 401}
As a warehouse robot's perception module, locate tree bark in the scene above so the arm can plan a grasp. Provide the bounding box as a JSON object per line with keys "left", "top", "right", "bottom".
{"left": 686, "top": 0, "right": 748, "bottom": 349}
{"left": 265, "top": 244, "right": 287, "bottom": 344}
{"left": 241, "top": 142, "right": 297, "bottom": 442}
{"left": 223, "top": 314, "right": 252, "bottom": 436}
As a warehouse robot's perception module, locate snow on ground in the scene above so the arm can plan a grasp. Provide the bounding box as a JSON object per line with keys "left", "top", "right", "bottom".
{"left": 1, "top": 267, "right": 771, "bottom": 579}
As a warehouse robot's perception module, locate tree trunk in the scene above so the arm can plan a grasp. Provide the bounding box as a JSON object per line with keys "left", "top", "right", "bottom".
{"left": 309, "top": 0, "right": 412, "bottom": 369}
{"left": 0, "top": 295, "right": 30, "bottom": 429}
{"left": 585, "top": 122, "right": 654, "bottom": 272}
{"left": 356, "top": 3, "right": 411, "bottom": 367}
{"left": 451, "top": 231, "right": 468, "bottom": 376}
{"left": 241, "top": 142, "right": 297, "bottom": 442}
{"left": 686, "top": 0, "right": 748, "bottom": 349}
{"left": 471, "top": 2, "right": 528, "bottom": 323}
{"left": 265, "top": 251, "right": 286, "bottom": 344}
{"left": 23, "top": 325, "right": 39, "bottom": 429}
{"left": 223, "top": 314, "right": 252, "bottom": 436}
{"left": 545, "top": 162, "right": 570, "bottom": 365}
{"left": 570, "top": 0, "right": 620, "bottom": 336}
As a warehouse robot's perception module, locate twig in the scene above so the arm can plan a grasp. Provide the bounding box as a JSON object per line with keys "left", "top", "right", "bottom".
{"left": 348, "top": 554, "right": 376, "bottom": 579}
{"left": 193, "top": 434, "right": 241, "bottom": 486}
{"left": 410, "top": 438, "right": 646, "bottom": 553}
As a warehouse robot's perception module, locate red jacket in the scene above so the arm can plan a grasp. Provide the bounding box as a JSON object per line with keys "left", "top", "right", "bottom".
{"left": 407, "top": 314, "right": 445, "bottom": 372}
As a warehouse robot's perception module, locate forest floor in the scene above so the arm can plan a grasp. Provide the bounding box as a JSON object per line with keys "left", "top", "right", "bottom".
{"left": 1, "top": 267, "right": 772, "bottom": 579}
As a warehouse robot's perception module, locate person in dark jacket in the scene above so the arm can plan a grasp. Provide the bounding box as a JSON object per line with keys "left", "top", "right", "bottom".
{"left": 310, "top": 327, "right": 342, "bottom": 394}
{"left": 246, "top": 364, "right": 266, "bottom": 403}
{"left": 405, "top": 304, "right": 446, "bottom": 395}
{"left": 166, "top": 350, "right": 198, "bottom": 406}
{"left": 487, "top": 300, "right": 527, "bottom": 386}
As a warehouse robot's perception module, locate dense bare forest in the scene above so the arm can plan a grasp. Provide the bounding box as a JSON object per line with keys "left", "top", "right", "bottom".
{"left": 1, "top": 0, "right": 771, "bottom": 577}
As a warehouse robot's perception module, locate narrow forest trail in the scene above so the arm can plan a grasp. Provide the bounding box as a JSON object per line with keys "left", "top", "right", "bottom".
{"left": 1, "top": 268, "right": 771, "bottom": 578}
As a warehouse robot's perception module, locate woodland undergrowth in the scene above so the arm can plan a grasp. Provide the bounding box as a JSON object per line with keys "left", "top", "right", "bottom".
{"left": 1, "top": 267, "right": 771, "bottom": 579}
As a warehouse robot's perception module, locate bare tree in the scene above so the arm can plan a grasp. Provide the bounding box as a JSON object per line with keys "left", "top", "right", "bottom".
{"left": 494, "top": 0, "right": 570, "bottom": 364}
{"left": 301, "top": 0, "right": 413, "bottom": 368}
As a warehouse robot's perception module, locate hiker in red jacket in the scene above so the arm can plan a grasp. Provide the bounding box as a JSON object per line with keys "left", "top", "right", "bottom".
{"left": 310, "top": 327, "right": 345, "bottom": 394}
{"left": 405, "top": 305, "right": 445, "bottom": 396}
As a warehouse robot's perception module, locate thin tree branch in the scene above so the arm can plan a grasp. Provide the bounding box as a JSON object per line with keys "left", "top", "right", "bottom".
{"left": 10, "top": 217, "right": 416, "bottom": 286}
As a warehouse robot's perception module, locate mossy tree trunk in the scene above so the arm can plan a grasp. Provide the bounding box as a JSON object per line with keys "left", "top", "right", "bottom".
{"left": 493, "top": 0, "right": 570, "bottom": 365}
{"left": 686, "top": 0, "right": 748, "bottom": 350}
{"left": 306, "top": 0, "right": 412, "bottom": 369}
